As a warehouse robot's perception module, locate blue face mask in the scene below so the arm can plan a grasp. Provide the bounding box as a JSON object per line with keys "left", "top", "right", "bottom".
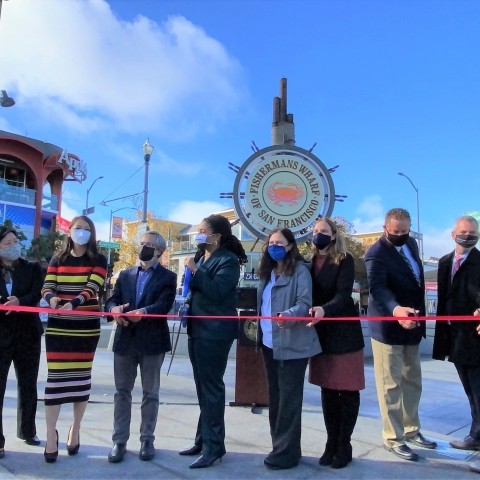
{"left": 195, "top": 233, "right": 208, "bottom": 245}
{"left": 268, "top": 244, "right": 287, "bottom": 262}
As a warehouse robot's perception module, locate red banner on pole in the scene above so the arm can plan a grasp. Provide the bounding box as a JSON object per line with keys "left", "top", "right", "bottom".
{"left": 112, "top": 216, "right": 123, "bottom": 239}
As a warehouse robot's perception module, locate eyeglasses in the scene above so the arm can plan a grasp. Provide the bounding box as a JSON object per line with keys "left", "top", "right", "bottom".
{"left": 140, "top": 241, "right": 156, "bottom": 249}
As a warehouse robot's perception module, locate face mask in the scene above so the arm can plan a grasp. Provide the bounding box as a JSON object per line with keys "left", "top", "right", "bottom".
{"left": 195, "top": 233, "right": 209, "bottom": 245}
{"left": 312, "top": 233, "right": 332, "bottom": 250}
{"left": 386, "top": 232, "right": 409, "bottom": 247}
{"left": 268, "top": 245, "right": 287, "bottom": 262}
{"left": 71, "top": 229, "right": 91, "bottom": 246}
{"left": 455, "top": 234, "right": 478, "bottom": 249}
{"left": 139, "top": 245, "right": 156, "bottom": 262}
{"left": 0, "top": 242, "right": 21, "bottom": 261}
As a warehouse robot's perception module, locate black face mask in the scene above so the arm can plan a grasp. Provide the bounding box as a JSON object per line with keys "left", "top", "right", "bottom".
{"left": 139, "top": 245, "right": 156, "bottom": 262}
{"left": 312, "top": 232, "right": 332, "bottom": 250}
{"left": 386, "top": 232, "right": 410, "bottom": 247}
{"left": 455, "top": 234, "right": 478, "bottom": 249}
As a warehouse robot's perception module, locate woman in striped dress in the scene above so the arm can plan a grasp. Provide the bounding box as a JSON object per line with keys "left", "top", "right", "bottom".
{"left": 41, "top": 216, "right": 107, "bottom": 462}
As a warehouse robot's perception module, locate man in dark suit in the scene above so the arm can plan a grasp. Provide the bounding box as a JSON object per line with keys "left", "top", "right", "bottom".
{"left": 365, "top": 208, "right": 437, "bottom": 462}
{"left": 433, "top": 215, "right": 480, "bottom": 457}
{"left": 105, "top": 231, "right": 176, "bottom": 463}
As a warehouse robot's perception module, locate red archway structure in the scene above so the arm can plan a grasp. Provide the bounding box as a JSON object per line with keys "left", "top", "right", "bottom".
{"left": 0, "top": 129, "right": 87, "bottom": 240}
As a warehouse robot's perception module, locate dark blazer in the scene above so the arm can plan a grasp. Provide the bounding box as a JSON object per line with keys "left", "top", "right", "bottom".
{"left": 0, "top": 258, "right": 44, "bottom": 345}
{"left": 105, "top": 263, "right": 177, "bottom": 355}
{"left": 433, "top": 248, "right": 480, "bottom": 364}
{"left": 311, "top": 253, "right": 364, "bottom": 354}
{"left": 187, "top": 247, "right": 240, "bottom": 341}
{"left": 365, "top": 236, "right": 425, "bottom": 345}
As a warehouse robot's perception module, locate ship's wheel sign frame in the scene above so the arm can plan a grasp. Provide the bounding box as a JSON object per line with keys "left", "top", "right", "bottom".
{"left": 233, "top": 145, "right": 335, "bottom": 243}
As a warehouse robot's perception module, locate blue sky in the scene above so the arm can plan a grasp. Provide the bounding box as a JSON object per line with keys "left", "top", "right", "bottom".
{"left": 1, "top": 0, "right": 479, "bottom": 257}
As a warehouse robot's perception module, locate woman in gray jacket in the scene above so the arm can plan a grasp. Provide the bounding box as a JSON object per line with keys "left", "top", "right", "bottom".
{"left": 257, "top": 228, "right": 321, "bottom": 470}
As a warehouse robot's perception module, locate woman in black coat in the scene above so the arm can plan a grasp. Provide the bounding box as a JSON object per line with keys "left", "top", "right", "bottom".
{"left": 0, "top": 227, "right": 44, "bottom": 458}
{"left": 308, "top": 218, "right": 365, "bottom": 469}
{"left": 180, "top": 214, "right": 247, "bottom": 469}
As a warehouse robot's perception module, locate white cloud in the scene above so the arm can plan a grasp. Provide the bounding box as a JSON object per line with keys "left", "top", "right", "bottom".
{"left": 351, "top": 194, "right": 384, "bottom": 233}
{"left": 0, "top": 0, "right": 247, "bottom": 138}
{"left": 167, "top": 200, "right": 230, "bottom": 224}
{"left": 423, "top": 227, "right": 452, "bottom": 259}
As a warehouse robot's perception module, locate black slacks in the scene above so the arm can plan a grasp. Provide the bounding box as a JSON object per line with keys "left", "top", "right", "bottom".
{"left": 261, "top": 345, "right": 308, "bottom": 468}
{"left": 188, "top": 337, "right": 233, "bottom": 457}
{"left": 0, "top": 328, "right": 41, "bottom": 448}
{"left": 455, "top": 363, "right": 480, "bottom": 440}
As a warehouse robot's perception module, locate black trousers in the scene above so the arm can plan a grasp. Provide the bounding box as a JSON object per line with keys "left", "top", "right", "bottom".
{"left": 261, "top": 345, "right": 308, "bottom": 468}
{"left": 188, "top": 337, "right": 233, "bottom": 457}
{"left": 0, "top": 329, "right": 41, "bottom": 448}
{"left": 455, "top": 363, "right": 480, "bottom": 440}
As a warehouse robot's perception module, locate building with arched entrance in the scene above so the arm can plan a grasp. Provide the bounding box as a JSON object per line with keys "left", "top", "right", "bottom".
{"left": 0, "top": 129, "right": 86, "bottom": 242}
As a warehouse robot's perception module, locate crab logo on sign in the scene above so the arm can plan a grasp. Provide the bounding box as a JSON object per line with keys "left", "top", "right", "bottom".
{"left": 233, "top": 145, "right": 335, "bottom": 243}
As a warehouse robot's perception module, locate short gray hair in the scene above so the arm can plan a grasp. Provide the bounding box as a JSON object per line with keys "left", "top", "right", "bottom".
{"left": 143, "top": 230, "right": 166, "bottom": 251}
{"left": 454, "top": 215, "right": 479, "bottom": 231}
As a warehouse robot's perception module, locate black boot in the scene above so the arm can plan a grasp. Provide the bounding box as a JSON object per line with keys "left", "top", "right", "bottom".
{"left": 319, "top": 389, "right": 341, "bottom": 466}
{"left": 331, "top": 390, "right": 359, "bottom": 469}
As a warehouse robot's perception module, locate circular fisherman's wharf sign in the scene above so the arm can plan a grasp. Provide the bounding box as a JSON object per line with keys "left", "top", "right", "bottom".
{"left": 233, "top": 145, "right": 335, "bottom": 243}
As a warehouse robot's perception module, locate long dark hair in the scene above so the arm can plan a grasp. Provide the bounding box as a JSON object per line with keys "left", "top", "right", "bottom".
{"left": 201, "top": 214, "right": 247, "bottom": 264}
{"left": 258, "top": 228, "right": 304, "bottom": 279}
{"left": 54, "top": 215, "right": 99, "bottom": 265}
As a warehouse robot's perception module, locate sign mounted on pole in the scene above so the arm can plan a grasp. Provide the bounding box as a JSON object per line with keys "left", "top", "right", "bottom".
{"left": 232, "top": 145, "right": 335, "bottom": 243}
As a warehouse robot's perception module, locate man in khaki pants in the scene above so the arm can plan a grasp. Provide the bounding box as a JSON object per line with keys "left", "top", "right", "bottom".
{"left": 365, "top": 208, "right": 437, "bottom": 462}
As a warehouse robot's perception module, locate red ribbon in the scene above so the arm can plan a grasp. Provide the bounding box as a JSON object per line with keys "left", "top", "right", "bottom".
{"left": 0, "top": 304, "right": 478, "bottom": 322}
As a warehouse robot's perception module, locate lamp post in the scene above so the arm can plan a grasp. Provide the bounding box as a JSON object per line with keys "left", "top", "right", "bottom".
{"left": 398, "top": 172, "right": 423, "bottom": 263}
{"left": 142, "top": 139, "right": 154, "bottom": 224}
{"left": 85, "top": 176, "right": 104, "bottom": 215}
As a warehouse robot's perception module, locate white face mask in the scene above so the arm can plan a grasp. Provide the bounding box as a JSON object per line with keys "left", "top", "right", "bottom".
{"left": 0, "top": 242, "right": 21, "bottom": 261}
{"left": 71, "top": 229, "right": 91, "bottom": 245}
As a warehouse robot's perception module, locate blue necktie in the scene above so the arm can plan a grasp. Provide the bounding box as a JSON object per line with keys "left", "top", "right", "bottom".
{"left": 399, "top": 247, "right": 421, "bottom": 286}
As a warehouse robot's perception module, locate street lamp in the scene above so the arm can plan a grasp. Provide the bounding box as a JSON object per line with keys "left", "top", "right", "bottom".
{"left": 398, "top": 172, "right": 423, "bottom": 263}
{"left": 142, "top": 138, "right": 154, "bottom": 224}
{"left": 1, "top": 90, "right": 15, "bottom": 108}
{"left": 85, "top": 176, "right": 104, "bottom": 215}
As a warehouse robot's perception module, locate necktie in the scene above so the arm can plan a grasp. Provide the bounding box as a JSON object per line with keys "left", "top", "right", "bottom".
{"left": 452, "top": 255, "right": 462, "bottom": 278}
{"left": 399, "top": 247, "right": 421, "bottom": 286}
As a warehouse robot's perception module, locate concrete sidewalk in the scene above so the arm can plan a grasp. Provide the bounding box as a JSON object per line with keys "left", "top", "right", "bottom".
{"left": 1, "top": 340, "right": 479, "bottom": 479}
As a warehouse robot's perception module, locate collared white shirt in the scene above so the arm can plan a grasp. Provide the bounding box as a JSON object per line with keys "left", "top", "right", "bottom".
{"left": 260, "top": 271, "right": 277, "bottom": 348}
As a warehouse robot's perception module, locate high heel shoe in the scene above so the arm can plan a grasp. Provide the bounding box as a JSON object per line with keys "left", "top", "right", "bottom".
{"left": 189, "top": 453, "right": 224, "bottom": 469}
{"left": 66, "top": 426, "right": 80, "bottom": 456}
{"left": 44, "top": 430, "right": 58, "bottom": 463}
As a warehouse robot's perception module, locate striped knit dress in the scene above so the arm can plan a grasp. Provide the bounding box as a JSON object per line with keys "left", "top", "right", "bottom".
{"left": 41, "top": 253, "right": 107, "bottom": 405}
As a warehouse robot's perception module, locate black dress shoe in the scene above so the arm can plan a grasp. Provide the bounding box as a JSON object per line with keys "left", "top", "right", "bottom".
{"left": 179, "top": 444, "right": 202, "bottom": 456}
{"left": 24, "top": 436, "right": 41, "bottom": 446}
{"left": 384, "top": 444, "right": 419, "bottom": 461}
{"left": 44, "top": 430, "right": 59, "bottom": 464}
{"left": 189, "top": 454, "right": 223, "bottom": 469}
{"left": 406, "top": 432, "right": 437, "bottom": 449}
{"left": 67, "top": 426, "right": 80, "bottom": 455}
{"left": 450, "top": 435, "right": 480, "bottom": 450}
{"left": 108, "top": 443, "right": 127, "bottom": 463}
{"left": 0, "top": 448, "right": 4, "bottom": 459}
{"left": 139, "top": 440, "right": 155, "bottom": 461}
